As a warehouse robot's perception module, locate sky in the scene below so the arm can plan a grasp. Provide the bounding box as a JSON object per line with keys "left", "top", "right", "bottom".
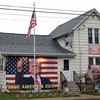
{"left": 0, "top": 0, "right": 100, "bottom": 35}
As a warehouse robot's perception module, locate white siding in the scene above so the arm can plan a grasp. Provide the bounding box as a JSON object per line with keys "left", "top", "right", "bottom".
{"left": 57, "top": 15, "right": 100, "bottom": 81}
{"left": 0, "top": 56, "right": 8, "bottom": 90}
{"left": 57, "top": 33, "right": 73, "bottom": 51}
{"left": 72, "top": 15, "right": 100, "bottom": 75}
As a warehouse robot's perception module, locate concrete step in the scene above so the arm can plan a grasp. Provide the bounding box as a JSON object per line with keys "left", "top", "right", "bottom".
{"left": 68, "top": 83, "right": 79, "bottom": 88}
{"left": 67, "top": 82, "right": 80, "bottom": 92}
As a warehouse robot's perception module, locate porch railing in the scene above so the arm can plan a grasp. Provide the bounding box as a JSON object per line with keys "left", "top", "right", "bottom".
{"left": 73, "top": 71, "right": 82, "bottom": 91}
{"left": 60, "top": 71, "right": 68, "bottom": 90}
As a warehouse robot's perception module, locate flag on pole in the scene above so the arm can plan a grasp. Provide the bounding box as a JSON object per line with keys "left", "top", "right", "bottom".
{"left": 87, "top": 65, "right": 94, "bottom": 81}
{"left": 26, "top": 10, "right": 37, "bottom": 37}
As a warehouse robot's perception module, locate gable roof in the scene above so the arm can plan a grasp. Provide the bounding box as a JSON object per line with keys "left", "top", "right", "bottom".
{"left": 0, "top": 32, "right": 75, "bottom": 57}
{"left": 49, "top": 8, "right": 100, "bottom": 39}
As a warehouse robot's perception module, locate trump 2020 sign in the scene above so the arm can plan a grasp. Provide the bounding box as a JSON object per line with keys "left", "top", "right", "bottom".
{"left": 5, "top": 56, "right": 58, "bottom": 92}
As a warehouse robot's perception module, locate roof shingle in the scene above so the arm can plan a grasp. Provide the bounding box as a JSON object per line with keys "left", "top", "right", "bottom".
{"left": 0, "top": 32, "right": 75, "bottom": 57}
{"left": 49, "top": 8, "right": 100, "bottom": 38}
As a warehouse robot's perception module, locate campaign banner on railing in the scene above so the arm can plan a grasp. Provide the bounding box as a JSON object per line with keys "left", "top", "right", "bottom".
{"left": 5, "top": 56, "right": 58, "bottom": 92}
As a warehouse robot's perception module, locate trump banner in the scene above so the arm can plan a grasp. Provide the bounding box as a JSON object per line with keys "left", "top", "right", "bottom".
{"left": 5, "top": 56, "right": 58, "bottom": 92}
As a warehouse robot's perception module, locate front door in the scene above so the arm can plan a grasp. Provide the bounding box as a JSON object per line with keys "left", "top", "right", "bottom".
{"left": 62, "top": 59, "right": 71, "bottom": 81}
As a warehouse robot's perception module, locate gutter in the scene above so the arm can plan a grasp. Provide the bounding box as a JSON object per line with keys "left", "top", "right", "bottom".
{"left": 1, "top": 52, "right": 76, "bottom": 58}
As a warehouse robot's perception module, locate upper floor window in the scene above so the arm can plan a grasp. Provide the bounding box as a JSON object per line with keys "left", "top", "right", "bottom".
{"left": 94, "top": 29, "right": 99, "bottom": 44}
{"left": 88, "top": 28, "right": 93, "bottom": 44}
{"left": 88, "top": 28, "right": 99, "bottom": 44}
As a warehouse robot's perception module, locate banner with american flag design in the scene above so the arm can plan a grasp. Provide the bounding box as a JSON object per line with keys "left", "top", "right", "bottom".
{"left": 5, "top": 56, "right": 58, "bottom": 92}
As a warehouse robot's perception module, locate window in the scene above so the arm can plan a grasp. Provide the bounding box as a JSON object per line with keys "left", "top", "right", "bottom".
{"left": 63, "top": 60, "right": 69, "bottom": 70}
{"left": 88, "top": 57, "right": 100, "bottom": 65}
{"left": 88, "top": 28, "right": 99, "bottom": 44}
{"left": 96, "top": 57, "right": 100, "bottom": 65}
{"left": 89, "top": 57, "right": 93, "bottom": 65}
{"left": 94, "top": 29, "right": 99, "bottom": 44}
{"left": 88, "top": 28, "right": 93, "bottom": 44}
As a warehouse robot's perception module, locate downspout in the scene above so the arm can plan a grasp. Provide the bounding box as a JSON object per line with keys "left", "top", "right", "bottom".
{"left": 78, "top": 25, "right": 85, "bottom": 77}
{"left": 78, "top": 28, "right": 82, "bottom": 76}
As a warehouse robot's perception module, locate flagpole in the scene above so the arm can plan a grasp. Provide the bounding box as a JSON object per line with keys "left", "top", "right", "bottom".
{"left": 33, "top": 2, "right": 36, "bottom": 92}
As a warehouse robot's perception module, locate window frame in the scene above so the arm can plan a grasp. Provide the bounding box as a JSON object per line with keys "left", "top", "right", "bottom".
{"left": 88, "top": 28, "right": 100, "bottom": 44}
{"left": 94, "top": 28, "right": 99, "bottom": 44}
{"left": 88, "top": 28, "right": 93, "bottom": 44}
{"left": 88, "top": 57, "right": 100, "bottom": 65}
{"left": 63, "top": 59, "right": 69, "bottom": 70}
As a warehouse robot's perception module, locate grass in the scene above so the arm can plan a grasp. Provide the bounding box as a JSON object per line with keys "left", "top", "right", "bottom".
{"left": 0, "top": 91, "right": 79, "bottom": 100}
{"left": 82, "top": 90, "right": 100, "bottom": 96}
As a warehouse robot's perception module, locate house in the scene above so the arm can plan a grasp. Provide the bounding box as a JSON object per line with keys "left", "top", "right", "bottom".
{"left": 0, "top": 8, "right": 100, "bottom": 92}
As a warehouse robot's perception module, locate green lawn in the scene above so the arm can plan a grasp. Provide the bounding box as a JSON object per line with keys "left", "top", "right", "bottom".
{"left": 0, "top": 91, "right": 79, "bottom": 100}
{"left": 82, "top": 90, "right": 100, "bottom": 96}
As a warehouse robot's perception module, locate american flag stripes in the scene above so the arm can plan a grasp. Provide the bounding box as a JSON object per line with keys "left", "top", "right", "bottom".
{"left": 87, "top": 65, "right": 94, "bottom": 81}
{"left": 6, "top": 56, "right": 58, "bottom": 91}
{"left": 26, "top": 10, "right": 37, "bottom": 37}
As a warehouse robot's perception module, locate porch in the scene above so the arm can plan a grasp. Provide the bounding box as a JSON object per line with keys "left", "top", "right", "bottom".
{"left": 60, "top": 71, "right": 100, "bottom": 92}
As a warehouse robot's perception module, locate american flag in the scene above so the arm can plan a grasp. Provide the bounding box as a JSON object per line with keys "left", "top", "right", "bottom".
{"left": 87, "top": 65, "right": 94, "bottom": 81}
{"left": 26, "top": 10, "right": 37, "bottom": 37}
{"left": 6, "top": 56, "right": 58, "bottom": 91}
